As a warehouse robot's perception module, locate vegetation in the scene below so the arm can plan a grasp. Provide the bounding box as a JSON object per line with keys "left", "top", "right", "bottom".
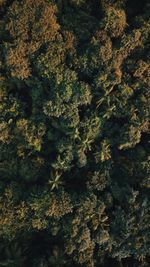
{"left": 0, "top": 0, "right": 150, "bottom": 266}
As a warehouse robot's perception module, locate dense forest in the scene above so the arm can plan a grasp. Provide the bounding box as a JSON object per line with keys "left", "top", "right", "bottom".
{"left": 0, "top": 0, "right": 150, "bottom": 266}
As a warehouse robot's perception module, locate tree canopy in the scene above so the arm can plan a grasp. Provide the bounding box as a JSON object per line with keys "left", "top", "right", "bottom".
{"left": 0, "top": 0, "right": 150, "bottom": 266}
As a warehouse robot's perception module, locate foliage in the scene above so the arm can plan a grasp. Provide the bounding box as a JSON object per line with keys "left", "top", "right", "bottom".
{"left": 0, "top": 0, "right": 150, "bottom": 266}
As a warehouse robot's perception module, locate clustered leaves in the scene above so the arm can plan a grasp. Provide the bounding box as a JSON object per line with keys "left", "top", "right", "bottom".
{"left": 0, "top": 0, "right": 150, "bottom": 267}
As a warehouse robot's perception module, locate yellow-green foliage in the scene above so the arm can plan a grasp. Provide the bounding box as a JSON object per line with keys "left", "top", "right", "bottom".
{"left": 101, "top": 6, "right": 126, "bottom": 37}
{"left": 0, "top": 0, "right": 150, "bottom": 267}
